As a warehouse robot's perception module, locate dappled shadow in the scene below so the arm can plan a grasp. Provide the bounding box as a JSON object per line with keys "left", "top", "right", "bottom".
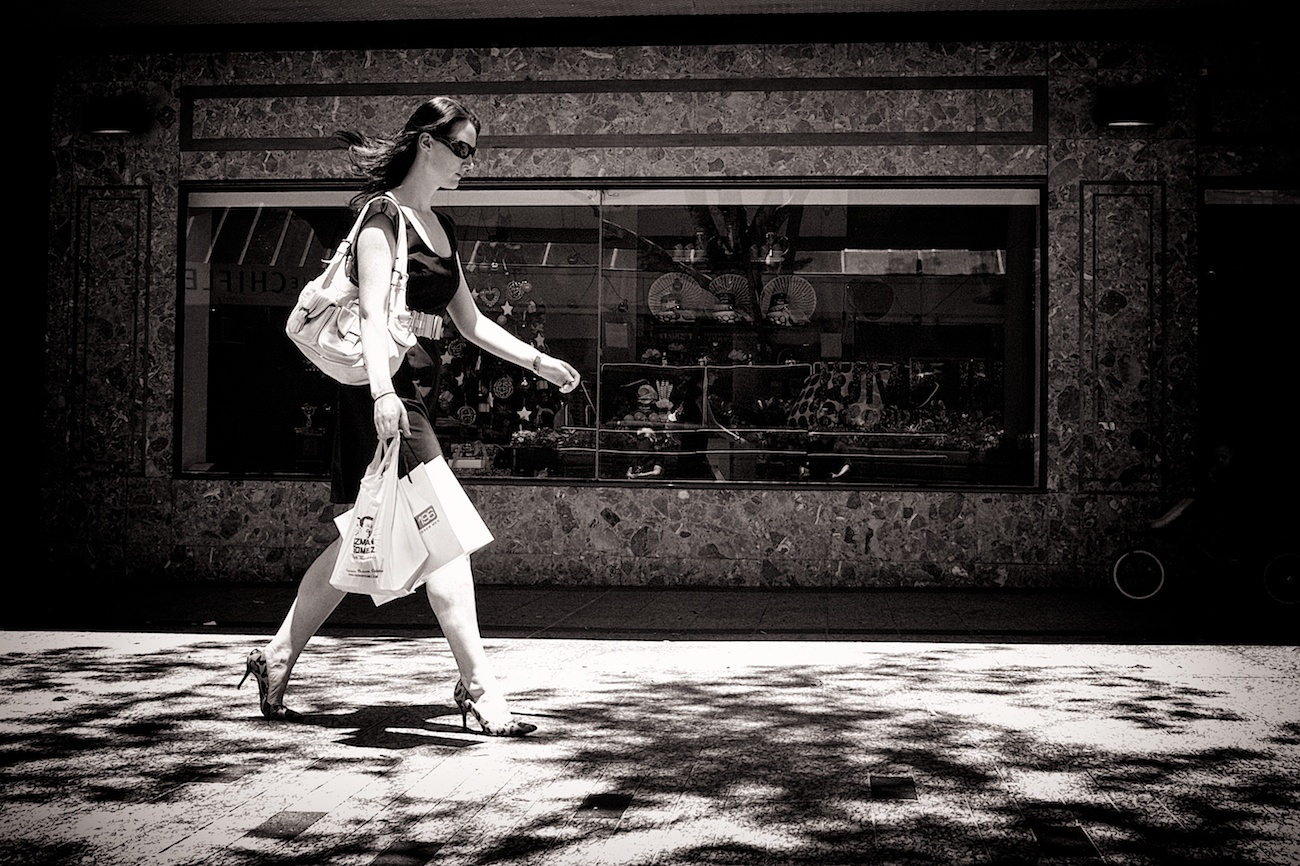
{"left": 472, "top": 650, "right": 1295, "bottom": 866}
{"left": 298, "top": 702, "right": 482, "bottom": 750}
{"left": 0, "top": 636, "right": 1296, "bottom": 865}
{"left": 1270, "top": 720, "right": 1300, "bottom": 747}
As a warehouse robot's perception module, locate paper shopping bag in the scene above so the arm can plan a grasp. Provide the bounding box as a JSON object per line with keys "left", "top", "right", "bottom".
{"left": 330, "top": 439, "right": 428, "bottom": 602}
{"left": 396, "top": 455, "right": 495, "bottom": 592}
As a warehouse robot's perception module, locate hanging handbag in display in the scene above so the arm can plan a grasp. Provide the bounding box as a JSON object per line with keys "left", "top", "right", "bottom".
{"left": 285, "top": 194, "right": 423, "bottom": 386}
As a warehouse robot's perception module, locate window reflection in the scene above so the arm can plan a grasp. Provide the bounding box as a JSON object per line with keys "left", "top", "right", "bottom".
{"left": 180, "top": 186, "right": 1041, "bottom": 488}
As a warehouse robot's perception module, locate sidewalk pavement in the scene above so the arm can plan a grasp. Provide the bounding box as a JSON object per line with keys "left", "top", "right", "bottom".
{"left": 1, "top": 585, "right": 1297, "bottom": 865}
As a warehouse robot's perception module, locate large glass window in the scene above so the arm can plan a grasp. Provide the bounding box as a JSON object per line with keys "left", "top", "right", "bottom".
{"left": 180, "top": 184, "right": 1042, "bottom": 488}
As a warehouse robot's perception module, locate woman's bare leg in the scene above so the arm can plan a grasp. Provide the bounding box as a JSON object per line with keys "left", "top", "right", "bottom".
{"left": 422, "top": 556, "right": 500, "bottom": 699}
{"left": 425, "top": 557, "right": 534, "bottom": 734}
{"left": 262, "top": 537, "right": 346, "bottom": 705}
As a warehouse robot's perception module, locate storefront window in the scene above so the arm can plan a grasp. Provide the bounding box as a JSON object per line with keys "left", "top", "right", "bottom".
{"left": 180, "top": 184, "right": 1042, "bottom": 488}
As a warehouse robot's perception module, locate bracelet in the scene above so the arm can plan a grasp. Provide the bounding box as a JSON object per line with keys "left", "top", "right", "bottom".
{"left": 372, "top": 390, "right": 395, "bottom": 401}
{"left": 531, "top": 353, "right": 543, "bottom": 375}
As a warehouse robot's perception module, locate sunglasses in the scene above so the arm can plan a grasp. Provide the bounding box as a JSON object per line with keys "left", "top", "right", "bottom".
{"left": 433, "top": 136, "right": 476, "bottom": 160}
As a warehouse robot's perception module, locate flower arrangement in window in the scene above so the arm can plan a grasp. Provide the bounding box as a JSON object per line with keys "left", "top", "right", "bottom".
{"left": 510, "top": 428, "right": 561, "bottom": 448}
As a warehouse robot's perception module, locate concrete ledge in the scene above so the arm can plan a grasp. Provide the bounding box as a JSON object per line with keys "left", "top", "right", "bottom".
{"left": 8, "top": 582, "right": 1295, "bottom": 644}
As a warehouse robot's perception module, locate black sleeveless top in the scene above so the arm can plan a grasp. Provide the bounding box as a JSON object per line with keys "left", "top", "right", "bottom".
{"left": 346, "top": 200, "right": 460, "bottom": 315}
{"left": 331, "top": 201, "right": 459, "bottom": 503}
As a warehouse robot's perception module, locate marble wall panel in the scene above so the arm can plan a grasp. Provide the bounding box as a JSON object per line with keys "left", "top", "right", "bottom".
{"left": 164, "top": 480, "right": 336, "bottom": 581}
{"left": 472, "top": 550, "right": 761, "bottom": 587}
{"left": 1078, "top": 182, "right": 1163, "bottom": 493}
{"left": 180, "top": 150, "right": 360, "bottom": 182}
{"left": 844, "top": 42, "right": 1038, "bottom": 76}
{"left": 760, "top": 554, "right": 898, "bottom": 588}
{"left": 122, "top": 477, "right": 176, "bottom": 548}
{"left": 1046, "top": 70, "right": 1093, "bottom": 142}
{"left": 1045, "top": 203, "right": 1081, "bottom": 494}
{"left": 187, "top": 81, "right": 1039, "bottom": 146}
{"left": 467, "top": 144, "right": 1047, "bottom": 180}
{"left": 461, "top": 484, "right": 1074, "bottom": 588}
{"left": 69, "top": 186, "right": 151, "bottom": 476}
{"left": 169, "top": 543, "right": 294, "bottom": 582}
{"left": 1155, "top": 142, "right": 1199, "bottom": 494}
{"left": 46, "top": 75, "right": 183, "bottom": 483}
{"left": 971, "top": 493, "right": 1050, "bottom": 564}
{"left": 180, "top": 41, "right": 1053, "bottom": 88}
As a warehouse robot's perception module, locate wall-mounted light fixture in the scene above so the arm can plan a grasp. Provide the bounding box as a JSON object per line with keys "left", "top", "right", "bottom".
{"left": 1093, "top": 82, "right": 1169, "bottom": 129}
{"left": 82, "top": 93, "right": 154, "bottom": 135}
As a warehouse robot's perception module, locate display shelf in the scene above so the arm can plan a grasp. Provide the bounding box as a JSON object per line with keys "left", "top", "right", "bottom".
{"left": 473, "top": 241, "right": 1006, "bottom": 277}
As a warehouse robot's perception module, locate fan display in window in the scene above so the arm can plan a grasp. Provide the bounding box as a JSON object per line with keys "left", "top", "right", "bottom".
{"left": 647, "top": 272, "right": 707, "bottom": 322}
{"left": 706, "top": 274, "right": 754, "bottom": 323}
{"left": 759, "top": 275, "right": 817, "bottom": 325}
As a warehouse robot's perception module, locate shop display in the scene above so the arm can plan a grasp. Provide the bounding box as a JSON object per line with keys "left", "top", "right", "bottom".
{"left": 705, "top": 274, "right": 753, "bottom": 323}
{"left": 759, "top": 275, "right": 816, "bottom": 325}
{"left": 185, "top": 186, "right": 1039, "bottom": 486}
{"left": 647, "top": 272, "right": 706, "bottom": 322}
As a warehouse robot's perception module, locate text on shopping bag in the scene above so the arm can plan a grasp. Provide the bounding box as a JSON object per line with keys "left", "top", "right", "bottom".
{"left": 400, "top": 455, "right": 494, "bottom": 574}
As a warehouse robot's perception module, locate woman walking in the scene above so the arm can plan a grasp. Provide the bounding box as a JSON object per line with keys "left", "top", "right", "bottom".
{"left": 239, "top": 96, "right": 580, "bottom": 736}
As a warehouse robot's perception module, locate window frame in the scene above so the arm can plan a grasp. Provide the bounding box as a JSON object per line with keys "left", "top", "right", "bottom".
{"left": 176, "top": 177, "right": 1048, "bottom": 491}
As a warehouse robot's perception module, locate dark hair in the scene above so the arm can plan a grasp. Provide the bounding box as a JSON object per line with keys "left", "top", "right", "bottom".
{"left": 337, "top": 96, "right": 481, "bottom": 208}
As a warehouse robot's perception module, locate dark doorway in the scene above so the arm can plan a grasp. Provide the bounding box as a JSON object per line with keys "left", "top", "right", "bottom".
{"left": 1198, "top": 191, "right": 1300, "bottom": 540}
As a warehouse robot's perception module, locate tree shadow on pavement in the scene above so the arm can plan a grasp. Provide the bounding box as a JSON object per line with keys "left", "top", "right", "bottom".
{"left": 0, "top": 637, "right": 1296, "bottom": 866}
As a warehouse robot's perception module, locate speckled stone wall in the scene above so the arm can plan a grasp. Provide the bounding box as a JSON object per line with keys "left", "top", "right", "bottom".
{"left": 43, "top": 38, "right": 1293, "bottom": 589}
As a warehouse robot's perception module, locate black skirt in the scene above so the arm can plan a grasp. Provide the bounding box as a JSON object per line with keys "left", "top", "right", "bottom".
{"left": 331, "top": 337, "right": 443, "bottom": 505}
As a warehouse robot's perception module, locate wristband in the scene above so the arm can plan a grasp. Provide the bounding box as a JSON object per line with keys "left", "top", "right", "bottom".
{"left": 532, "top": 353, "right": 543, "bottom": 375}
{"left": 372, "top": 390, "right": 396, "bottom": 401}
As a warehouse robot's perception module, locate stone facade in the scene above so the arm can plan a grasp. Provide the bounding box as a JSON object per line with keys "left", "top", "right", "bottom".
{"left": 43, "top": 35, "right": 1294, "bottom": 588}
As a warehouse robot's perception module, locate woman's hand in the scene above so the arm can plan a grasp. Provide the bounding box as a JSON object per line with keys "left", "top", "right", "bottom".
{"left": 535, "top": 354, "right": 582, "bottom": 394}
{"left": 372, "top": 392, "right": 410, "bottom": 440}
{"left": 444, "top": 278, "right": 581, "bottom": 393}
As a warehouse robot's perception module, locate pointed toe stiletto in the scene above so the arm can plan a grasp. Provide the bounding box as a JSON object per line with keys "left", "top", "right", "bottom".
{"left": 453, "top": 680, "right": 536, "bottom": 737}
{"left": 238, "top": 648, "right": 303, "bottom": 722}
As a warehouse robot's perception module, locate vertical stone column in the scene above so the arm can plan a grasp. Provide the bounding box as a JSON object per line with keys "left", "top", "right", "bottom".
{"left": 69, "top": 185, "right": 153, "bottom": 476}
{"left": 1077, "top": 181, "right": 1165, "bottom": 493}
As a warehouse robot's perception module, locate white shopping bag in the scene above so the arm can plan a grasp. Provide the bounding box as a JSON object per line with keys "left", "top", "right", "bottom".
{"left": 330, "top": 439, "right": 428, "bottom": 604}
{"left": 395, "top": 455, "right": 495, "bottom": 593}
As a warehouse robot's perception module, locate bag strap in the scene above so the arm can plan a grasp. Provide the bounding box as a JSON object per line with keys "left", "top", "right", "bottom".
{"left": 332, "top": 199, "right": 377, "bottom": 261}
{"left": 377, "top": 194, "right": 410, "bottom": 294}
{"left": 335, "top": 194, "right": 410, "bottom": 285}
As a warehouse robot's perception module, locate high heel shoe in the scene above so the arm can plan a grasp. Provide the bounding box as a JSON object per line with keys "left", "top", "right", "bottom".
{"left": 453, "top": 680, "right": 536, "bottom": 737}
{"left": 238, "top": 648, "right": 303, "bottom": 722}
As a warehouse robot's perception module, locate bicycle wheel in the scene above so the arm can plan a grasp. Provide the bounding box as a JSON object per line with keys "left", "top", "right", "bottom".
{"left": 1262, "top": 552, "right": 1299, "bottom": 605}
{"left": 1112, "top": 548, "right": 1165, "bottom": 600}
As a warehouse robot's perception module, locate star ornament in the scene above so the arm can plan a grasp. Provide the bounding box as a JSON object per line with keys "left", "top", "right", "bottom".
{"left": 516, "top": 406, "right": 533, "bottom": 421}
{"left": 501, "top": 301, "right": 514, "bottom": 317}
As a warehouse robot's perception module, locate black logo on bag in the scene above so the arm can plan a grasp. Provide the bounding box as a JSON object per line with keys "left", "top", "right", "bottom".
{"left": 352, "top": 514, "right": 376, "bottom": 557}
{"left": 414, "top": 506, "right": 439, "bottom": 530}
